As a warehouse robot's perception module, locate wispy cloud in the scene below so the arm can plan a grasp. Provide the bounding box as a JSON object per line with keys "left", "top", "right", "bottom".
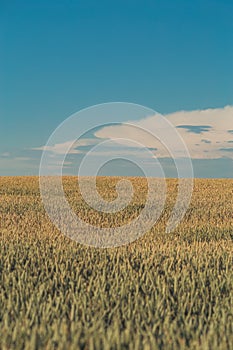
{"left": 13, "top": 157, "right": 31, "bottom": 161}
{"left": 1, "top": 152, "right": 11, "bottom": 158}
{"left": 31, "top": 138, "right": 98, "bottom": 155}
{"left": 176, "top": 125, "right": 212, "bottom": 134}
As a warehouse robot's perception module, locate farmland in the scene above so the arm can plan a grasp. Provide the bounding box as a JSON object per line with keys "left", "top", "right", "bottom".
{"left": 0, "top": 176, "right": 232, "bottom": 349}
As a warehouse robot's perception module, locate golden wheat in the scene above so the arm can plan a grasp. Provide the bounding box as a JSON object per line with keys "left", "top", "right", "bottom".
{"left": 0, "top": 177, "right": 232, "bottom": 349}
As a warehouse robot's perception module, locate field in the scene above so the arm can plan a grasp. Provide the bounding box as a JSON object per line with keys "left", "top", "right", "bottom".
{"left": 0, "top": 176, "right": 232, "bottom": 350}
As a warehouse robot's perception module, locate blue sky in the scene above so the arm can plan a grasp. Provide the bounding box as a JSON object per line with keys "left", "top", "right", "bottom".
{"left": 0, "top": 0, "right": 233, "bottom": 177}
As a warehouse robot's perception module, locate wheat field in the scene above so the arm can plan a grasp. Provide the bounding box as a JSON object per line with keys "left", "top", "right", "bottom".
{"left": 0, "top": 176, "right": 232, "bottom": 350}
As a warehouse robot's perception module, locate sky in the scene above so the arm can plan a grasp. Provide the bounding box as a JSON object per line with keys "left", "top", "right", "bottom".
{"left": 0, "top": 0, "right": 233, "bottom": 177}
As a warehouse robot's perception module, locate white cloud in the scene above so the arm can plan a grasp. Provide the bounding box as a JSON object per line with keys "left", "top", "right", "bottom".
{"left": 95, "top": 105, "right": 233, "bottom": 159}
{"left": 30, "top": 106, "right": 233, "bottom": 161}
